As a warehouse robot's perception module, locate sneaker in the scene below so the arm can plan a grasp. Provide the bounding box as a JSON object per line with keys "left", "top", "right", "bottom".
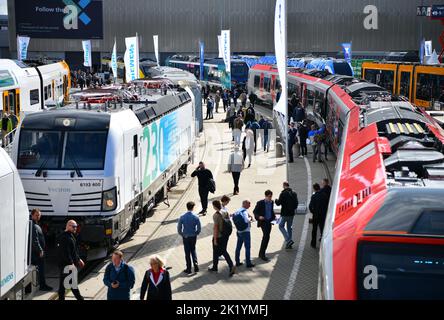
{"left": 235, "top": 262, "right": 244, "bottom": 267}
{"left": 259, "top": 256, "right": 270, "bottom": 262}
{"left": 229, "top": 266, "right": 236, "bottom": 277}
{"left": 208, "top": 267, "right": 218, "bottom": 272}
{"left": 246, "top": 263, "right": 255, "bottom": 268}
{"left": 194, "top": 265, "right": 199, "bottom": 273}
{"left": 183, "top": 269, "right": 192, "bottom": 275}
{"left": 288, "top": 240, "right": 295, "bottom": 247}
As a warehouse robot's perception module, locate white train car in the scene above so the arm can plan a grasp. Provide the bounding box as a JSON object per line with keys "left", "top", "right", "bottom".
{"left": 0, "top": 59, "right": 70, "bottom": 119}
{"left": 12, "top": 88, "right": 195, "bottom": 260}
{"left": 0, "top": 147, "right": 35, "bottom": 300}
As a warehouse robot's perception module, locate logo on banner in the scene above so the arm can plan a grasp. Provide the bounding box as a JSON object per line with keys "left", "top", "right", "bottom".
{"left": 63, "top": 0, "right": 92, "bottom": 30}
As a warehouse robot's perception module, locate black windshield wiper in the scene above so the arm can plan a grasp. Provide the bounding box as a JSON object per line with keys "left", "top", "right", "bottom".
{"left": 65, "top": 148, "right": 83, "bottom": 178}
{"left": 35, "top": 156, "right": 50, "bottom": 177}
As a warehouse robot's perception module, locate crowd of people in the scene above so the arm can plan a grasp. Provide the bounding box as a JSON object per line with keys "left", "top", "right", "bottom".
{"left": 26, "top": 85, "right": 333, "bottom": 301}
{"left": 71, "top": 70, "right": 109, "bottom": 90}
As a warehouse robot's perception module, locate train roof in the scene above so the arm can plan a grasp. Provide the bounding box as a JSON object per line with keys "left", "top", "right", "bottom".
{"left": 363, "top": 101, "right": 429, "bottom": 126}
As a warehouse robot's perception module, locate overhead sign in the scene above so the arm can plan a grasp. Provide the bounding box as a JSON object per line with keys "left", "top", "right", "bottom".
{"left": 417, "top": 6, "right": 432, "bottom": 17}
{"left": 274, "top": 0, "right": 287, "bottom": 116}
{"left": 199, "top": 41, "right": 204, "bottom": 81}
{"left": 15, "top": 0, "right": 103, "bottom": 39}
{"left": 111, "top": 39, "right": 117, "bottom": 78}
{"left": 431, "top": 5, "right": 444, "bottom": 18}
{"left": 341, "top": 42, "right": 352, "bottom": 64}
{"left": 221, "top": 29, "right": 231, "bottom": 89}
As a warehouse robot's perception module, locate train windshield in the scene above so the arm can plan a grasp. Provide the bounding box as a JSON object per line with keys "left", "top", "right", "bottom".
{"left": 17, "top": 130, "right": 108, "bottom": 170}
{"left": 357, "top": 241, "right": 444, "bottom": 300}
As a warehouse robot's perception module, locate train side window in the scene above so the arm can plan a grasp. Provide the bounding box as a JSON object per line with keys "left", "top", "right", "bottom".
{"left": 263, "top": 77, "right": 271, "bottom": 92}
{"left": 133, "top": 134, "right": 138, "bottom": 158}
{"left": 306, "top": 90, "right": 315, "bottom": 108}
{"left": 416, "top": 73, "right": 444, "bottom": 102}
{"left": 30, "top": 89, "right": 39, "bottom": 105}
{"left": 400, "top": 72, "right": 411, "bottom": 99}
{"left": 254, "top": 75, "right": 260, "bottom": 89}
{"left": 364, "top": 69, "right": 378, "bottom": 84}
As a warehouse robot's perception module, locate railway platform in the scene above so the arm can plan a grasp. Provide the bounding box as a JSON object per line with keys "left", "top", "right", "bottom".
{"left": 32, "top": 106, "right": 335, "bottom": 300}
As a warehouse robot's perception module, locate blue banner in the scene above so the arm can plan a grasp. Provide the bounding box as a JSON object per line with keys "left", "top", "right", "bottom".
{"left": 420, "top": 39, "right": 425, "bottom": 64}
{"left": 341, "top": 43, "right": 352, "bottom": 63}
{"left": 199, "top": 41, "right": 204, "bottom": 81}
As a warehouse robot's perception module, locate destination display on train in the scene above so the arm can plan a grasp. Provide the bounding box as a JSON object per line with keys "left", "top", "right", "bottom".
{"left": 15, "top": 0, "right": 103, "bottom": 39}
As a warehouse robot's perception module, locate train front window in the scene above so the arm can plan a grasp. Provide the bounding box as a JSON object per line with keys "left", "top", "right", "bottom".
{"left": 333, "top": 62, "right": 353, "bottom": 76}
{"left": 18, "top": 130, "right": 62, "bottom": 170}
{"left": 364, "top": 69, "right": 395, "bottom": 92}
{"left": 17, "top": 130, "right": 107, "bottom": 170}
{"left": 357, "top": 242, "right": 444, "bottom": 300}
{"left": 62, "top": 131, "right": 107, "bottom": 170}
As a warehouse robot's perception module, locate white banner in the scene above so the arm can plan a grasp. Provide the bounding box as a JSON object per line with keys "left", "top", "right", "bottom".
{"left": 124, "top": 35, "right": 140, "bottom": 82}
{"left": 218, "top": 35, "right": 223, "bottom": 58}
{"left": 111, "top": 39, "right": 117, "bottom": 78}
{"left": 153, "top": 35, "right": 159, "bottom": 66}
{"left": 273, "top": 0, "right": 287, "bottom": 116}
{"left": 425, "top": 40, "right": 433, "bottom": 57}
{"left": 82, "top": 40, "right": 92, "bottom": 67}
{"left": 221, "top": 30, "right": 231, "bottom": 73}
{"left": 17, "top": 36, "right": 30, "bottom": 61}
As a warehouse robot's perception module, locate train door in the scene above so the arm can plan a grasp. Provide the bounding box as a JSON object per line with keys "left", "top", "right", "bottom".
{"left": 2, "top": 89, "right": 20, "bottom": 119}
{"left": 397, "top": 65, "right": 414, "bottom": 101}
{"left": 132, "top": 133, "right": 142, "bottom": 198}
{"left": 259, "top": 73, "right": 264, "bottom": 100}
{"left": 270, "top": 74, "right": 276, "bottom": 104}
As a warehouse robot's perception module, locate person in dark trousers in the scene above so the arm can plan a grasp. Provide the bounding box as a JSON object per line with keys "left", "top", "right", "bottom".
{"left": 249, "top": 118, "right": 260, "bottom": 154}
{"left": 205, "top": 96, "right": 214, "bottom": 120}
{"left": 31, "top": 208, "right": 52, "bottom": 291}
{"left": 309, "top": 183, "right": 329, "bottom": 248}
{"left": 292, "top": 102, "right": 306, "bottom": 123}
{"left": 275, "top": 182, "right": 298, "bottom": 249}
{"left": 140, "top": 255, "right": 172, "bottom": 300}
{"left": 177, "top": 201, "right": 201, "bottom": 274}
{"left": 298, "top": 121, "right": 309, "bottom": 157}
{"left": 262, "top": 118, "right": 272, "bottom": 152}
{"left": 57, "top": 220, "right": 85, "bottom": 300}
{"left": 222, "top": 90, "right": 229, "bottom": 111}
{"left": 103, "top": 250, "right": 136, "bottom": 300}
{"left": 253, "top": 190, "right": 276, "bottom": 262}
{"left": 191, "top": 162, "right": 214, "bottom": 215}
{"left": 228, "top": 147, "right": 244, "bottom": 195}
{"left": 321, "top": 178, "right": 332, "bottom": 202}
{"left": 208, "top": 200, "right": 236, "bottom": 276}
{"left": 288, "top": 122, "right": 298, "bottom": 163}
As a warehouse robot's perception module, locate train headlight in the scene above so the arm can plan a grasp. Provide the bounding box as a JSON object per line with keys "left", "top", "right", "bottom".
{"left": 102, "top": 187, "right": 117, "bottom": 212}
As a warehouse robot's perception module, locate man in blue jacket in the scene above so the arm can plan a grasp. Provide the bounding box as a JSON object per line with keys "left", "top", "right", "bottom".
{"left": 103, "top": 250, "right": 136, "bottom": 300}
{"left": 178, "top": 201, "right": 202, "bottom": 274}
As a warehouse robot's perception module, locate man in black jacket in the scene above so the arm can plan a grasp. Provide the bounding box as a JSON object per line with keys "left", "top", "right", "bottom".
{"left": 275, "top": 182, "right": 298, "bottom": 249}
{"left": 321, "top": 178, "right": 332, "bottom": 202}
{"left": 309, "top": 183, "right": 329, "bottom": 249}
{"left": 191, "top": 162, "right": 214, "bottom": 216}
{"left": 253, "top": 190, "right": 276, "bottom": 262}
{"left": 57, "top": 220, "right": 85, "bottom": 300}
{"left": 31, "top": 208, "right": 53, "bottom": 291}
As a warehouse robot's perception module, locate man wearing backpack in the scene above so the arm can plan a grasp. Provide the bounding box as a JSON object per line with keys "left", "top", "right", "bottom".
{"left": 253, "top": 190, "right": 276, "bottom": 262}
{"left": 275, "top": 182, "right": 299, "bottom": 249}
{"left": 233, "top": 200, "right": 255, "bottom": 268}
{"left": 208, "top": 200, "right": 235, "bottom": 276}
{"left": 103, "top": 250, "right": 136, "bottom": 300}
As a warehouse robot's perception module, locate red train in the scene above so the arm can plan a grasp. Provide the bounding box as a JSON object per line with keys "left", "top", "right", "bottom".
{"left": 249, "top": 64, "right": 444, "bottom": 299}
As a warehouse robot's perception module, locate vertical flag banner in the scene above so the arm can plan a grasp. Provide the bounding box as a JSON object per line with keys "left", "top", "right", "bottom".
{"left": 124, "top": 35, "right": 140, "bottom": 82}
{"left": 341, "top": 42, "right": 352, "bottom": 64}
{"left": 420, "top": 39, "right": 425, "bottom": 64}
{"left": 273, "top": 0, "right": 287, "bottom": 116}
{"left": 218, "top": 35, "right": 223, "bottom": 58}
{"left": 111, "top": 38, "right": 117, "bottom": 79}
{"left": 17, "top": 36, "right": 30, "bottom": 61}
{"left": 424, "top": 40, "right": 433, "bottom": 57}
{"left": 199, "top": 41, "right": 205, "bottom": 81}
{"left": 82, "top": 40, "right": 92, "bottom": 67}
{"left": 221, "top": 29, "right": 231, "bottom": 89}
{"left": 153, "top": 35, "right": 159, "bottom": 66}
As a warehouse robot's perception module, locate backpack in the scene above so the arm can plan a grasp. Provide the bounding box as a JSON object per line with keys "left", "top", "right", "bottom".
{"left": 207, "top": 178, "right": 216, "bottom": 193}
{"left": 233, "top": 210, "right": 248, "bottom": 232}
{"left": 221, "top": 218, "right": 233, "bottom": 238}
